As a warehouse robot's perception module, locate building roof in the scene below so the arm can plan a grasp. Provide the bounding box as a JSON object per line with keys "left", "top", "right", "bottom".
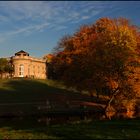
{"left": 15, "top": 50, "right": 29, "bottom": 56}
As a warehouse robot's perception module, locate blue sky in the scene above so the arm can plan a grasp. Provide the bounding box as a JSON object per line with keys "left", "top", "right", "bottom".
{"left": 0, "top": 1, "right": 140, "bottom": 58}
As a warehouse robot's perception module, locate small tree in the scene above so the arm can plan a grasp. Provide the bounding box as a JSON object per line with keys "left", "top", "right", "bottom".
{"left": 0, "top": 58, "right": 14, "bottom": 78}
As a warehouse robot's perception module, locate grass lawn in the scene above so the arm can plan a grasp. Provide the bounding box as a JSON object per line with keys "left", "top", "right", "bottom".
{"left": 0, "top": 118, "right": 139, "bottom": 139}
{"left": 0, "top": 79, "right": 139, "bottom": 139}
{"left": 0, "top": 78, "right": 89, "bottom": 113}
{"left": 0, "top": 78, "right": 106, "bottom": 116}
{"left": 0, "top": 78, "right": 92, "bottom": 103}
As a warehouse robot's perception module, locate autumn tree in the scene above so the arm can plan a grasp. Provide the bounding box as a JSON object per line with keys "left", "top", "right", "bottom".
{"left": 52, "top": 17, "right": 140, "bottom": 113}
{"left": 0, "top": 58, "right": 14, "bottom": 78}
{"left": 93, "top": 18, "right": 140, "bottom": 112}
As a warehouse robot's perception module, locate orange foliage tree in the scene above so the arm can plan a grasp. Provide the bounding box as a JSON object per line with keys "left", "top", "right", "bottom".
{"left": 51, "top": 17, "right": 140, "bottom": 111}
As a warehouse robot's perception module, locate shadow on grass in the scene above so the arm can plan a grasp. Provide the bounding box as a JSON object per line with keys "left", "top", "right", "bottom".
{"left": 0, "top": 78, "right": 109, "bottom": 106}
{"left": 0, "top": 78, "right": 90, "bottom": 103}
{"left": 0, "top": 78, "right": 107, "bottom": 117}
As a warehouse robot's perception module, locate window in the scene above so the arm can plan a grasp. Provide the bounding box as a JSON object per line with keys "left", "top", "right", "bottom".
{"left": 28, "top": 65, "right": 30, "bottom": 76}
{"left": 38, "top": 66, "right": 40, "bottom": 73}
{"left": 42, "top": 67, "right": 44, "bottom": 74}
{"left": 19, "top": 64, "right": 24, "bottom": 77}
{"left": 33, "top": 65, "right": 35, "bottom": 75}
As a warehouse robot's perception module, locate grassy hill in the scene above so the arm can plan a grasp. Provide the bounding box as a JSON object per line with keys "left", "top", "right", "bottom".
{"left": 0, "top": 78, "right": 97, "bottom": 103}
{"left": 0, "top": 78, "right": 104, "bottom": 116}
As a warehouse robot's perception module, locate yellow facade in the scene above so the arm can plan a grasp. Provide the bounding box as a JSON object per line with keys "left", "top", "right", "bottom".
{"left": 11, "top": 50, "right": 47, "bottom": 79}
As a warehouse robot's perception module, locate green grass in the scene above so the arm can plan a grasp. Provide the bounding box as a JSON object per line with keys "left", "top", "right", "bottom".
{"left": 0, "top": 79, "right": 139, "bottom": 139}
{"left": 0, "top": 78, "right": 90, "bottom": 103}
{"left": 0, "top": 118, "right": 139, "bottom": 139}
{"left": 0, "top": 78, "right": 97, "bottom": 115}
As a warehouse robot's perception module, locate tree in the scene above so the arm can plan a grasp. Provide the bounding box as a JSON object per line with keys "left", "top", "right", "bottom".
{"left": 52, "top": 17, "right": 140, "bottom": 113}
{"left": 0, "top": 58, "right": 14, "bottom": 78}
{"left": 93, "top": 18, "right": 139, "bottom": 111}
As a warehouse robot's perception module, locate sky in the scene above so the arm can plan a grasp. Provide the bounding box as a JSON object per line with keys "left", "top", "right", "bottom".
{"left": 0, "top": 1, "right": 140, "bottom": 58}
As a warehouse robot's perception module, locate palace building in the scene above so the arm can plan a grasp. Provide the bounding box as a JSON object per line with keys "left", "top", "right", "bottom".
{"left": 10, "top": 50, "right": 47, "bottom": 79}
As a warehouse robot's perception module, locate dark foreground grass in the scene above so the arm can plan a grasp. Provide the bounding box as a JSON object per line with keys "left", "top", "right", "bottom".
{"left": 0, "top": 79, "right": 139, "bottom": 139}
{"left": 0, "top": 118, "right": 139, "bottom": 139}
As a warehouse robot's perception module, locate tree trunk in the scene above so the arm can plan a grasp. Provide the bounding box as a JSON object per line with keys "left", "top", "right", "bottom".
{"left": 104, "top": 87, "right": 120, "bottom": 119}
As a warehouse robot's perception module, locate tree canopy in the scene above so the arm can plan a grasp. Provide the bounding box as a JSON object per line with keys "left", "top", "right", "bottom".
{"left": 50, "top": 17, "right": 140, "bottom": 112}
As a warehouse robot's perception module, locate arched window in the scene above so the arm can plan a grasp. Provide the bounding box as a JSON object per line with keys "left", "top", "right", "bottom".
{"left": 19, "top": 64, "right": 24, "bottom": 77}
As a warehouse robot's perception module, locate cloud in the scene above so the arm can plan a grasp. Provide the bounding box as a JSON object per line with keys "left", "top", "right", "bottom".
{"left": 0, "top": 1, "right": 108, "bottom": 42}
{"left": 0, "top": 1, "right": 104, "bottom": 23}
{"left": 0, "top": 22, "right": 50, "bottom": 43}
{"left": 0, "top": 15, "right": 9, "bottom": 22}
{"left": 81, "top": 16, "right": 90, "bottom": 20}
{"left": 0, "top": 37, "right": 5, "bottom": 43}
{"left": 54, "top": 26, "right": 68, "bottom": 31}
